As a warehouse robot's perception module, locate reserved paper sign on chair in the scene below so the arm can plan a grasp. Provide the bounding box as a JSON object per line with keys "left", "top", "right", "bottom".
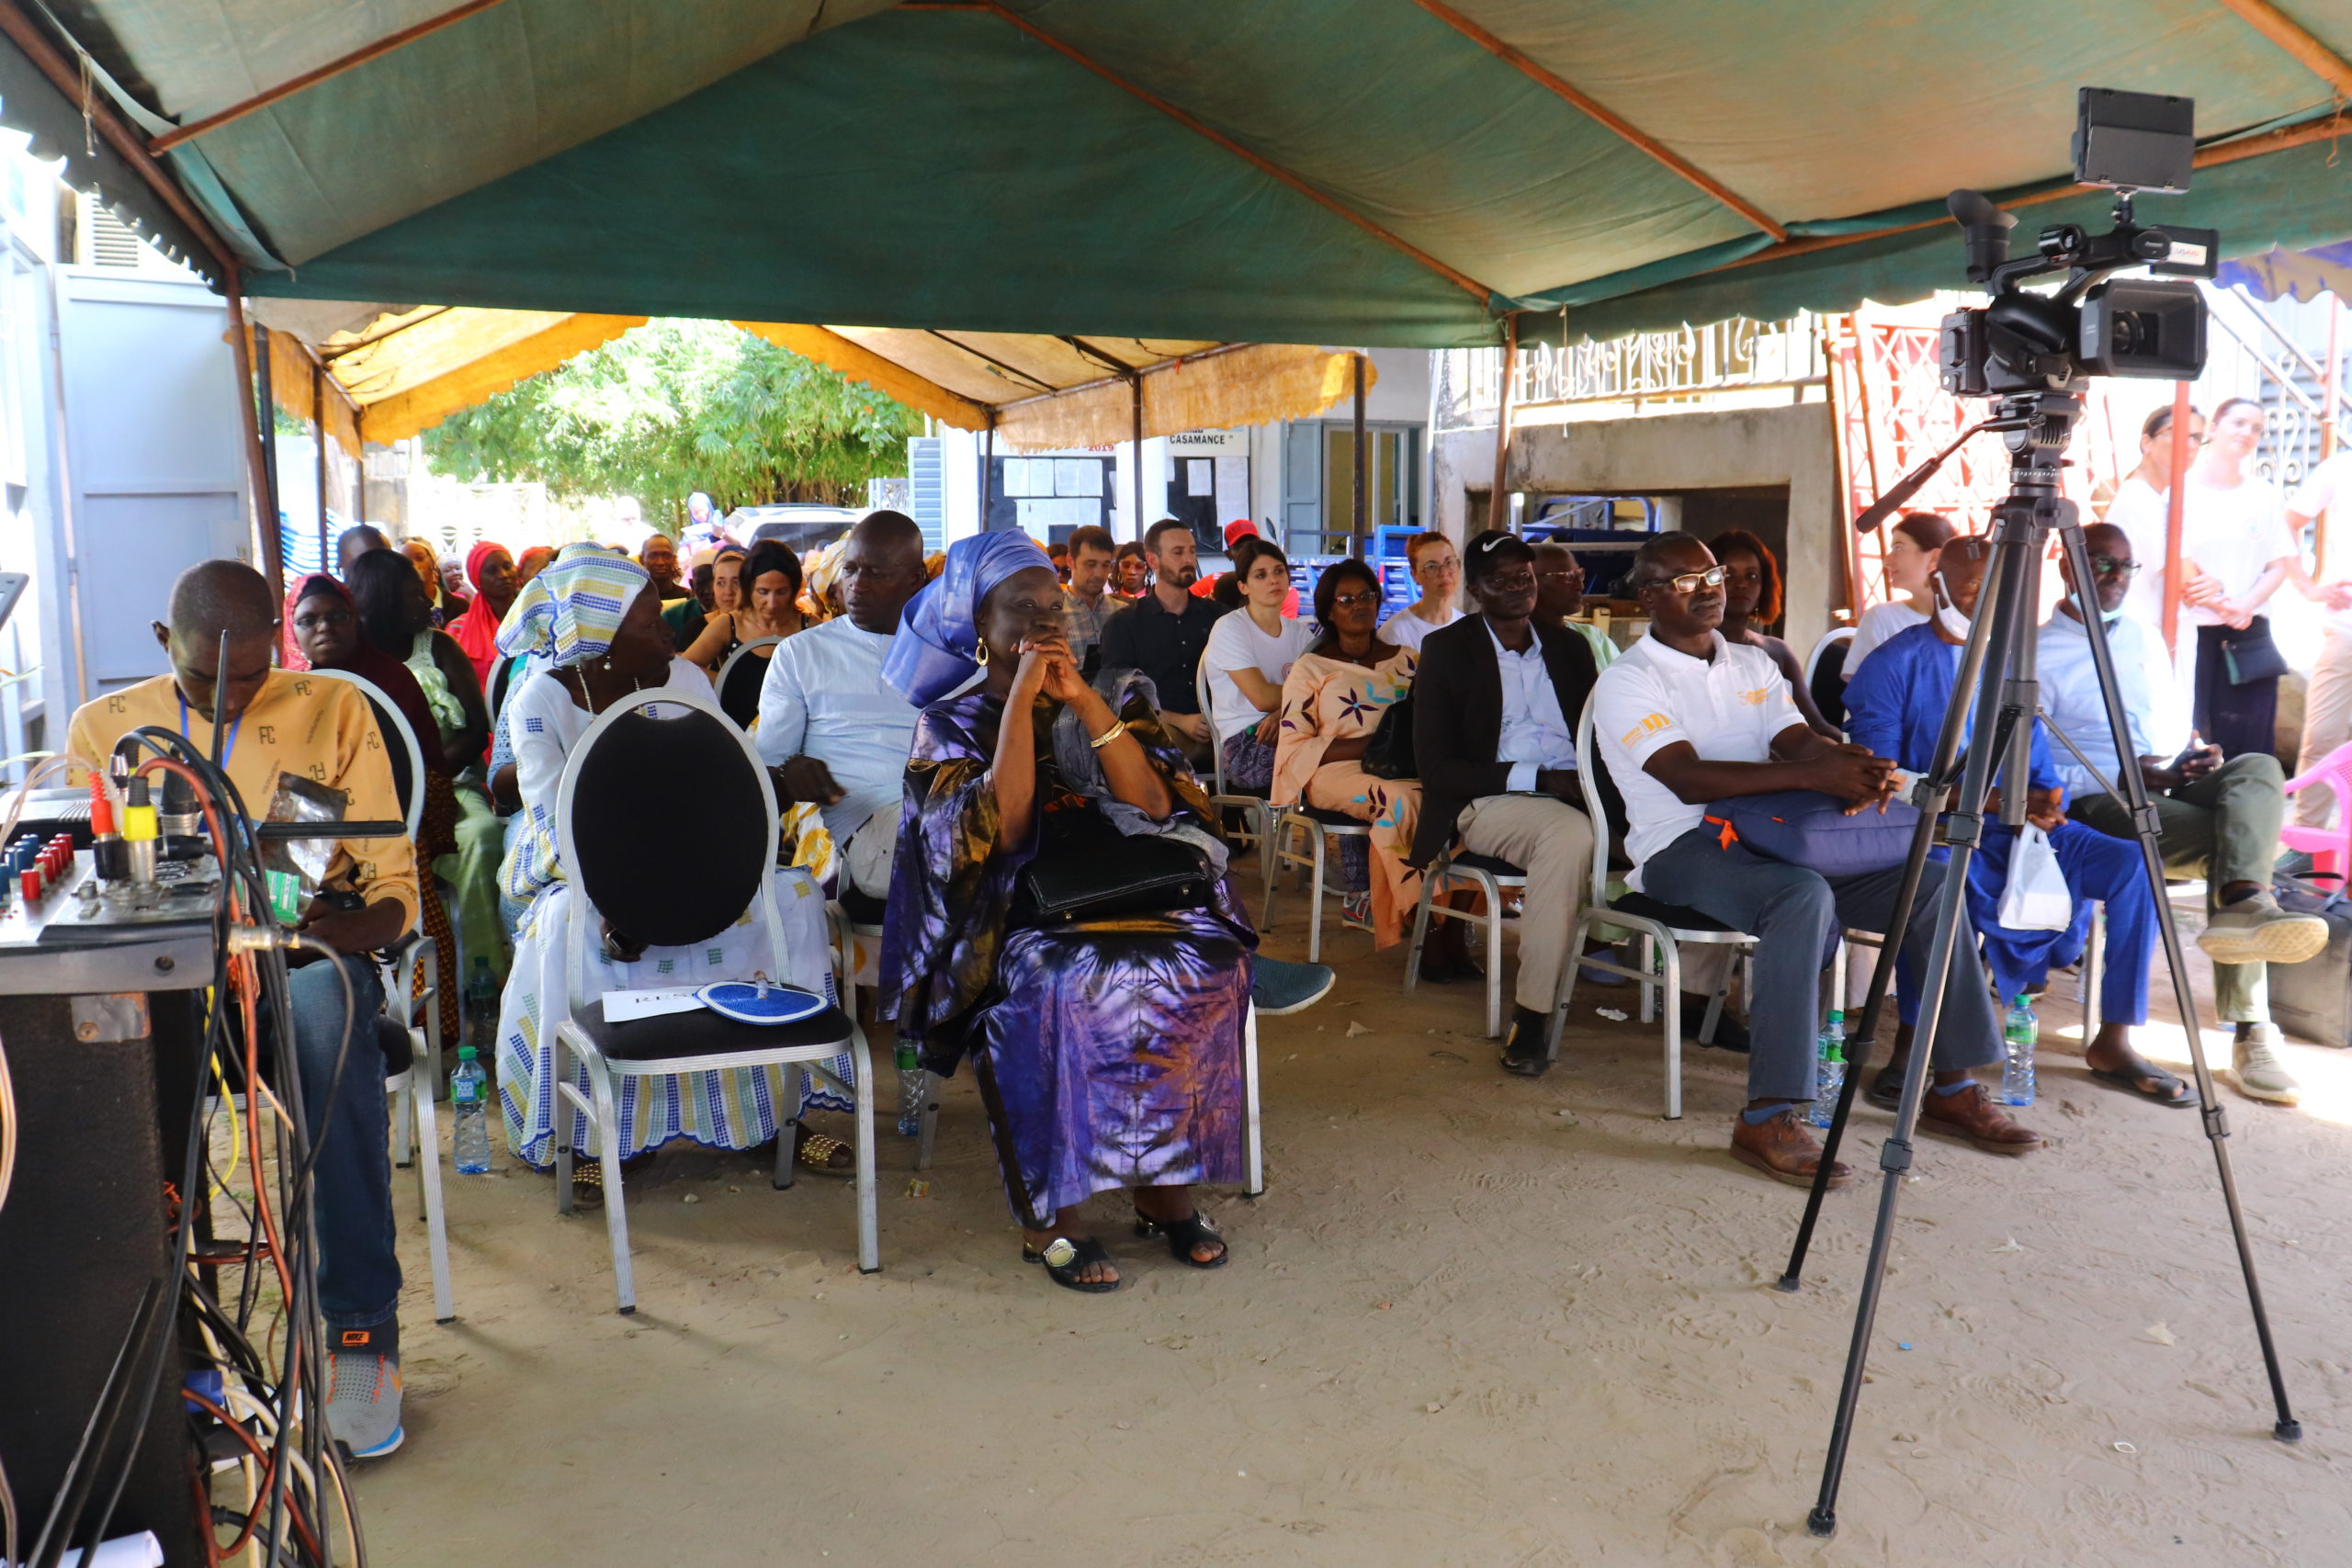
{"left": 599, "top": 987, "right": 707, "bottom": 1022}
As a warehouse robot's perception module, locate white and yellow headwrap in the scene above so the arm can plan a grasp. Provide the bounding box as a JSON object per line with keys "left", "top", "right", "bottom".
{"left": 495, "top": 542, "right": 650, "bottom": 664}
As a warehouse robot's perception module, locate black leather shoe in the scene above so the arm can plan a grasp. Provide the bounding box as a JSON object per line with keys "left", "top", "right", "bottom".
{"left": 1686, "top": 998, "right": 1750, "bottom": 1054}
{"left": 1499, "top": 1007, "right": 1552, "bottom": 1077}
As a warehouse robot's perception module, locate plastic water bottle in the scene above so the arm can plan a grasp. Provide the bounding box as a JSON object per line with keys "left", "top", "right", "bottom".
{"left": 450, "top": 1046, "right": 492, "bottom": 1173}
{"left": 2001, "top": 995, "right": 2038, "bottom": 1107}
{"left": 895, "top": 1041, "right": 924, "bottom": 1138}
{"left": 463, "top": 955, "right": 497, "bottom": 1051}
{"left": 1808, "top": 1010, "right": 1847, "bottom": 1129}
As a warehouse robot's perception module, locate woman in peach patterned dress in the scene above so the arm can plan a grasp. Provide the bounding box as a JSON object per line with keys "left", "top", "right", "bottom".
{"left": 1272, "top": 558, "right": 1422, "bottom": 948}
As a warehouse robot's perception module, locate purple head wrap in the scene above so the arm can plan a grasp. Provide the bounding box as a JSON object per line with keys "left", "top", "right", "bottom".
{"left": 883, "top": 532, "right": 1055, "bottom": 707}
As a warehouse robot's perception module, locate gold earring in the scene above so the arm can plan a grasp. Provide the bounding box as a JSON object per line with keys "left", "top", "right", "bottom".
{"left": 976, "top": 641, "right": 990, "bottom": 668}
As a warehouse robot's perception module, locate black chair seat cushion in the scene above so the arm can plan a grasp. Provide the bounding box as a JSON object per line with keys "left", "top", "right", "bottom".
{"left": 376, "top": 1015, "right": 413, "bottom": 1077}
{"left": 1446, "top": 851, "right": 1524, "bottom": 877}
{"left": 1293, "top": 805, "right": 1366, "bottom": 829}
{"left": 575, "top": 1000, "right": 854, "bottom": 1064}
{"left": 1609, "top": 890, "right": 1738, "bottom": 933}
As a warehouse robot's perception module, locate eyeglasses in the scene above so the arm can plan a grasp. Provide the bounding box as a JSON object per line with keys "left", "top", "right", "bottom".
{"left": 2087, "top": 555, "right": 2139, "bottom": 579}
{"left": 1478, "top": 568, "right": 1538, "bottom": 592}
{"left": 1329, "top": 590, "right": 1383, "bottom": 609}
{"left": 292, "top": 609, "right": 354, "bottom": 632}
{"left": 1645, "top": 565, "right": 1727, "bottom": 594}
{"left": 1535, "top": 568, "right": 1582, "bottom": 583}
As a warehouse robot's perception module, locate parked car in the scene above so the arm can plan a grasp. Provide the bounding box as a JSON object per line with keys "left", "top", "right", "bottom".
{"left": 725, "top": 502, "right": 865, "bottom": 554}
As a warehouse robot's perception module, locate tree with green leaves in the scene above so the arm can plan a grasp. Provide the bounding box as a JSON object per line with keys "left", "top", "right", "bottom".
{"left": 421, "top": 320, "right": 921, "bottom": 522}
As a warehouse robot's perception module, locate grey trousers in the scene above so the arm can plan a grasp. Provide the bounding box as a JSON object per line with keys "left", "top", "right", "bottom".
{"left": 2072, "top": 750, "right": 2287, "bottom": 1024}
{"left": 1643, "top": 827, "right": 2004, "bottom": 1103}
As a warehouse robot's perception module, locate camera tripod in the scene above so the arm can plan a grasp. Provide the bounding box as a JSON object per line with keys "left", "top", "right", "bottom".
{"left": 1775, "top": 387, "right": 2301, "bottom": 1538}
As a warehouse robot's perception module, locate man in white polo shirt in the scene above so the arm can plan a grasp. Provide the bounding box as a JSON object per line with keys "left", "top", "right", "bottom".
{"left": 1593, "top": 534, "right": 2041, "bottom": 1189}
{"left": 756, "top": 511, "right": 930, "bottom": 917}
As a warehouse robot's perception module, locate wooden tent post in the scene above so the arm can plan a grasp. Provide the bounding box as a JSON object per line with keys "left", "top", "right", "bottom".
{"left": 2162, "top": 379, "right": 2193, "bottom": 655}
{"left": 253, "top": 322, "right": 283, "bottom": 595}
{"left": 1131, "top": 374, "right": 1144, "bottom": 543}
{"left": 1488, "top": 315, "right": 1519, "bottom": 532}
{"left": 222, "top": 282, "right": 282, "bottom": 597}
{"left": 2324, "top": 299, "right": 2343, "bottom": 579}
{"left": 1351, "top": 353, "right": 1368, "bottom": 558}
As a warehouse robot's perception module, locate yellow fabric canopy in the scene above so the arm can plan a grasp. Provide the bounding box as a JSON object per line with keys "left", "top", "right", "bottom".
{"left": 255, "top": 305, "right": 1371, "bottom": 455}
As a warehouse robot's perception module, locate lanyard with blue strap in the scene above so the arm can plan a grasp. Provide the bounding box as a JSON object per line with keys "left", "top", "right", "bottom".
{"left": 176, "top": 694, "right": 243, "bottom": 772}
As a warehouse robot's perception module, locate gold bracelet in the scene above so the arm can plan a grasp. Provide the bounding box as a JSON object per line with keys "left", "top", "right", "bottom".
{"left": 1088, "top": 717, "right": 1129, "bottom": 750}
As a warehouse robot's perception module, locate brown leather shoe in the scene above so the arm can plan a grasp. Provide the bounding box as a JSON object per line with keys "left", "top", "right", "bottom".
{"left": 1918, "top": 1079, "right": 2044, "bottom": 1156}
{"left": 1729, "top": 1109, "right": 1853, "bottom": 1190}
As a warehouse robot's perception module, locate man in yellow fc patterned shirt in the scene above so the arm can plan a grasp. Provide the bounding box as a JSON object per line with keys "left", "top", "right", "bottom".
{"left": 67, "top": 559, "right": 419, "bottom": 1460}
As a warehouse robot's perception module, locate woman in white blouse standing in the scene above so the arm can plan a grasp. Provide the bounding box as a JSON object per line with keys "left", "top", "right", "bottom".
{"left": 1842, "top": 510, "right": 1953, "bottom": 678}
{"left": 2178, "top": 397, "right": 2300, "bottom": 760}
{"left": 1204, "top": 536, "right": 1312, "bottom": 789}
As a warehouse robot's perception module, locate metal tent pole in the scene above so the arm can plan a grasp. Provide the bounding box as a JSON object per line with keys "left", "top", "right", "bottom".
{"left": 1131, "top": 374, "right": 1145, "bottom": 541}
{"left": 1351, "top": 353, "right": 1368, "bottom": 559}
{"left": 1488, "top": 316, "right": 1518, "bottom": 533}
{"left": 312, "top": 361, "right": 329, "bottom": 573}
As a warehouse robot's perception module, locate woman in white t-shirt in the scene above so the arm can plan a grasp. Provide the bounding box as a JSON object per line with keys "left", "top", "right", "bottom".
{"left": 2180, "top": 397, "right": 2301, "bottom": 759}
{"left": 1377, "top": 531, "right": 1463, "bottom": 653}
{"left": 2105, "top": 401, "right": 2207, "bottom": 626}
{"left": 1204, "top": 536, "right": 1313, "bottom": 789}
{"left": 1843, "top": 510, "right": 1953, "bottom": 678}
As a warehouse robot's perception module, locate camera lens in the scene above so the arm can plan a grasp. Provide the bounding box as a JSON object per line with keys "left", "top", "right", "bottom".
{"left": 2110, "top": 310, "right": 2157, "bottom": 355}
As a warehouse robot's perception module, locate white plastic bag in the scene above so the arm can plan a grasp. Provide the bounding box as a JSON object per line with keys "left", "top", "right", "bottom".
{"left": 1997, "top": 824, "right": 2073, "bottom": 932}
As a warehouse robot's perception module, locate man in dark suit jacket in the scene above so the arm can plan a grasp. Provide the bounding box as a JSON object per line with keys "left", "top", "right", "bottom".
{"left": 1412, "top": 531, "right": 1604, "bottom": 1072}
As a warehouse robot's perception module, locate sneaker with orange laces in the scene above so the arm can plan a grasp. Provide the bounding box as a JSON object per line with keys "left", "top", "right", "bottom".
{"left": 327, "top": 1319, "right": 403, "bottom": 1459}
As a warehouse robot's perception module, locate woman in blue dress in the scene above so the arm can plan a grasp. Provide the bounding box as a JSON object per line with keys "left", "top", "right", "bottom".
{"left": 881, "top": 533, "right": 1253, "bottom": 1292}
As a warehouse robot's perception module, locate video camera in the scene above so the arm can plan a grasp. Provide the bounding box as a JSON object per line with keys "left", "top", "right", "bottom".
{"left": 1939, "top": 88, "right": 2216, "bottom": 396}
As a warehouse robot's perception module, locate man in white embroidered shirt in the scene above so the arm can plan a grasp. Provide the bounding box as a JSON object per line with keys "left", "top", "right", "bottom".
{"left": 2039, "top": 523, "right": 2324, "bottom": 1105}
{"left": 1593, "top": 534, "right": 2041, "bottom": 1190}
{"left": 755, "top": 511, "right": 929, "bottom": 917}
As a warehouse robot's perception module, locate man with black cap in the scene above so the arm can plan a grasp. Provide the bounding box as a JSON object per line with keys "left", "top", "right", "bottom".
{"left": 1410, "top": 530, "right": 1603, "bottom": 1070}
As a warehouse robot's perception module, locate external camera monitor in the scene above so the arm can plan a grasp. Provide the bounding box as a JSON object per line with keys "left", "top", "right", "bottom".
{"left": 2073, "top": 87, "right": 2196, "bottom": 194}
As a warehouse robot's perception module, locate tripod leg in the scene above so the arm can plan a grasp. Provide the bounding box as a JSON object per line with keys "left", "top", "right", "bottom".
{"left": 2051, "top": 522, "right": 2302, "bottom": 1442}
{"left": 1778, "top": 783, "right": 1940, "bottom": 1291}
{"left": 1781, "top": 496, "right": 2013, "bottom": 1289}
{"left": 1809, "top": 514, "right": 2039, "bottom": 1537}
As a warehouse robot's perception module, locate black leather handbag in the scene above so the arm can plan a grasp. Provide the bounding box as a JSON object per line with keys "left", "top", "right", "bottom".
{"left": 1012, "top": 803, "right": 1213, "bottom": 924}
{"left": 1360, "top": 692, "right": 1418, "bottom": 779}
{"left": 2220, "top": 618, "right": 2290, "bottom": 685}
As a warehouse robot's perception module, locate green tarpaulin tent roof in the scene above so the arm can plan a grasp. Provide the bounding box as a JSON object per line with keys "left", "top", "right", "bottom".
{"left": 11, "top": 0, "right": 2352, "bottom": 346}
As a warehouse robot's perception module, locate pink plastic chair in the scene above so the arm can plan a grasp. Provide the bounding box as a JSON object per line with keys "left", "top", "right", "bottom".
{"left": 2280, "top": 740, "right": 2352, "bottom": 877}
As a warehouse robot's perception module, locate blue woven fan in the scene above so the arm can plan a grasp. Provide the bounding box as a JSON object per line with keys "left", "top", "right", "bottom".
{"left": 694, "top": 981, "right": 827, "bottom": 1026}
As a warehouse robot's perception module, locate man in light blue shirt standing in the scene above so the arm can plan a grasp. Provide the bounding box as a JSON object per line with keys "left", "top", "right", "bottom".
{"left": 756, "top": 511, "right": 930, "bottom": 916}
{"left": 2039, "top": 522, "right": 2325, "bottom": 1105}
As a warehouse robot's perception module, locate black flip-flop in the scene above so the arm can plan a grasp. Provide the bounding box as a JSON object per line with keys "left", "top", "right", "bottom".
{"left": 1022, "top": 1235, "right": 1124, "bottom": 1292}
{"left": 1136, "top": 1210, "right": 1229, "bottom": 1269}
{"left": 2089, "top": 1063, "right": 2196, "bottom": 1107}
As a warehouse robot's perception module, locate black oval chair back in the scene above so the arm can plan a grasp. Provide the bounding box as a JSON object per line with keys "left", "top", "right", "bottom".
{"left": 570, "top": 704, "right": 768, "bottom": 948}
{"left": 362, "top": 694, "right": 416, "bottom": 828}
{"left": 1809, "top": 639, "right": 1850, "bottom": 733}
{"left": 489, "top": 655, "right": 515, "bottom": 722}
{"left": 718, "top": 649, "right": 768, "bottom": 727}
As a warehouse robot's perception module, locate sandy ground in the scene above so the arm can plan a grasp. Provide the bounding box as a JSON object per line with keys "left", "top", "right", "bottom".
{"left": 355, "top": 894, "right": 2352, "bottom": 1568}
